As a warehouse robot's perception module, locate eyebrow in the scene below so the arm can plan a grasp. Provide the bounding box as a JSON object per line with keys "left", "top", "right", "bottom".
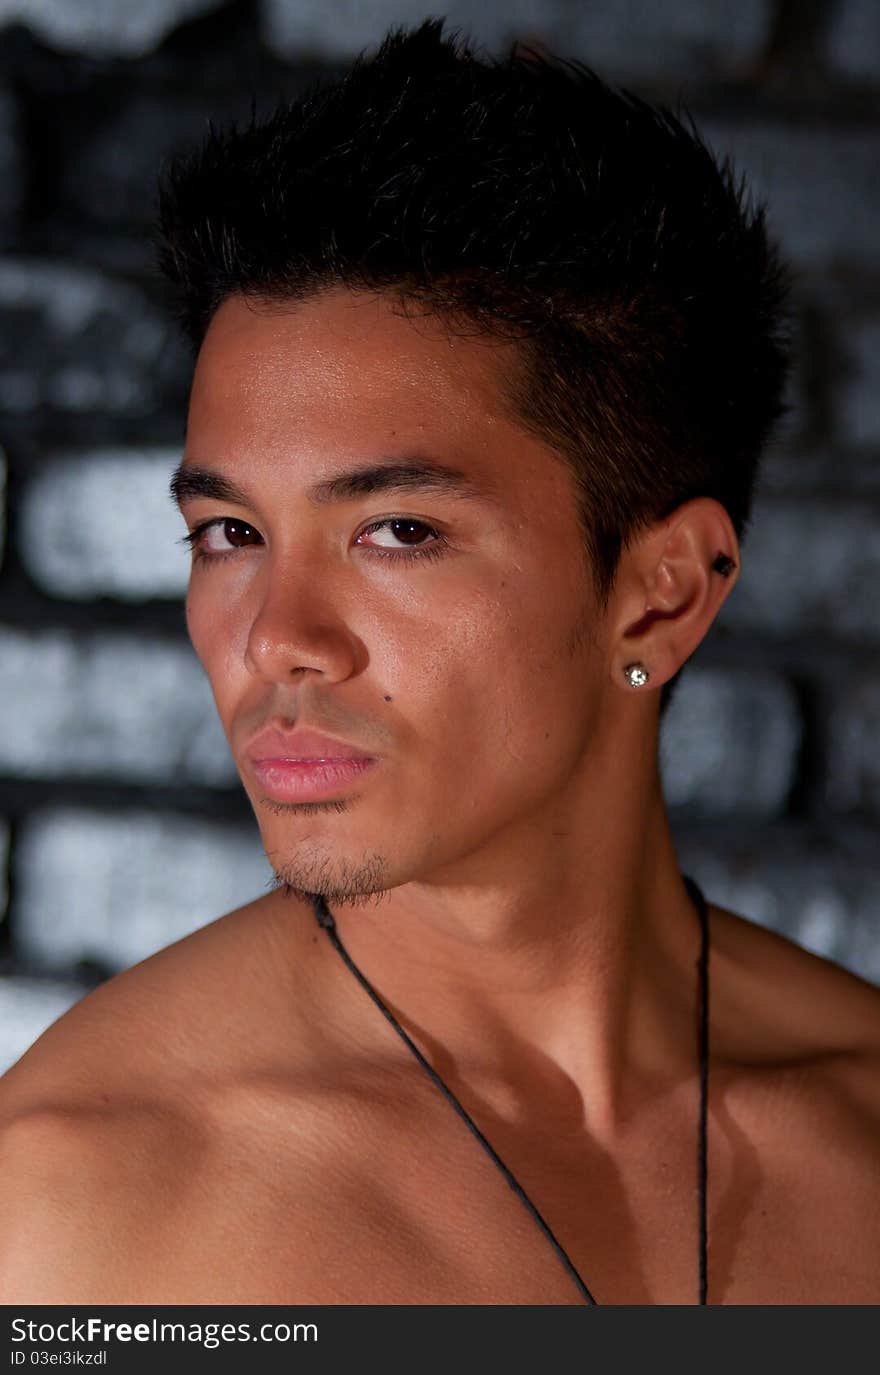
{"left": 168, "top": 458, "right": 500, "bottom": 512}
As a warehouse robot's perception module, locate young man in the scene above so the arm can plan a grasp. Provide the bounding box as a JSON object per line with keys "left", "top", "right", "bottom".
{"left": 1, "top": 20, "right": 878, "bottom": 1306}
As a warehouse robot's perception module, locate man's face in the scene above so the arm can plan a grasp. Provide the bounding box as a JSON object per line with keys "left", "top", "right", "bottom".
{"left": 179, "top": 288, "right": 611, "bottom": 904}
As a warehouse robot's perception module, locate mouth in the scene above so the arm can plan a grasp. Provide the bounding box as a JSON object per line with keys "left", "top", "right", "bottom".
{"left": 249, "top": 756, "right": 378, "bottom": 802}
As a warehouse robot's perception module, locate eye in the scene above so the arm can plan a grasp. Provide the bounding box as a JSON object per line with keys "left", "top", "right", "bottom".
{"left": 355, "top": 517, "right": 446, "bottom": 563}
{"left": 178, "top": 515, "right": 448, "bottom": 565}
{"left": 178, "top": 517, "right": 261, "bottom": 563}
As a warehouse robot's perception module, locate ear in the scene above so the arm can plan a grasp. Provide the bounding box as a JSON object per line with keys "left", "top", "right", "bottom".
{"left": 608, "top": 497, "right": 741, "bottom": 693}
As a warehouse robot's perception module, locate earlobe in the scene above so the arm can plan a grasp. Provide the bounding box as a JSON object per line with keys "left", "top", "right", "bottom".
{"left": 622, "top": 663, "right": 651, "bottom": 688}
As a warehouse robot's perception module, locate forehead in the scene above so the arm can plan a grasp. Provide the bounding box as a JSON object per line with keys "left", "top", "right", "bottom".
{"left": 190, "top": 288, "right": 516, "bottom": 439}
{"left": 184, "top": 288, "right": 583, "bottom": 537}
{"left": 187, "top": 288, "right": 559, "bottom": 488}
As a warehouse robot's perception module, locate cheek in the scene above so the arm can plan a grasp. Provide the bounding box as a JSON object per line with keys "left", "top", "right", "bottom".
{"left": 387, "top": 580, "right": 591, "bottom": 775}
{"left": 186, "top": 564, "right": 257, "bottom": 650}
{"left": 184, "top": 585, "right": 246, "bottom": 705}
{"left": 185, "top": 588, "right": 216, "bottom": 664}
{"left": 183, "top": 560, "right": 595, "bottom": 773}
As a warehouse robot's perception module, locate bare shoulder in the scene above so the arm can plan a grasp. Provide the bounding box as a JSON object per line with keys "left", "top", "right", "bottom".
{"left": 0, "top": 888, "right": 330, "bottom": 1301}
{"left": 708, "top": 897, "right": 880, "bottom": 1154}
{"left": 0, "top": 886, "right": 326, "bottom": 1104}
{"left": 0, "top": 1068, "right": 211, "bottom": 1302}
{"left": 709, "top": 897, "right": 880, "bottom": 1049}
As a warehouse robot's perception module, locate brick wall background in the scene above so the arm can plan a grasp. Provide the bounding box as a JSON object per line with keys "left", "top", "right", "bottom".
{"left": 1, "top": 0, "right": 879, "bottom": 1074}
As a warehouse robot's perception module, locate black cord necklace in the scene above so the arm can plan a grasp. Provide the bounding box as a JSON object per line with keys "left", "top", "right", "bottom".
{"left": 310, "top": 872, "right": 710, "bottom": 1305}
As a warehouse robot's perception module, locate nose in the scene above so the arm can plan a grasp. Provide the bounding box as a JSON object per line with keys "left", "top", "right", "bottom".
{"left": 243, "top": 563, "right": 363, "bottom": 684}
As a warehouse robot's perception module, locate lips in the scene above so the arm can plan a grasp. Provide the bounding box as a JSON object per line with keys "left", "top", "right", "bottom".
{"left": 244, "top": 725, "right": 376, "bottom": 763}
{"left": 249, "top": 756, "right": 377, "bottom": 802}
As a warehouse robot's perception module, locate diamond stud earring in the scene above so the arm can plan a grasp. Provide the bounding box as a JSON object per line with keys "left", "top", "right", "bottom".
{"left": 624, "top": 662, "right": 650, "bottom": 687}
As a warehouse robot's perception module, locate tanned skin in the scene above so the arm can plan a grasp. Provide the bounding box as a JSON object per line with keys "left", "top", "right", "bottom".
{"left": 1, "top": 289, "right": 878, "bottom": 1304}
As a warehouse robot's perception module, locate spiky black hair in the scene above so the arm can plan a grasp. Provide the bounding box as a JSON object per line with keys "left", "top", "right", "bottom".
{"left": 156, "top": 16, "right": 792, "bottom": 717}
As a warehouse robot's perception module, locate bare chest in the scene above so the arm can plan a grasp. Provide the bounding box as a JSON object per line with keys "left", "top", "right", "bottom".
{"left": 112, "top": 1085, "right": 880, "bottom": 1306}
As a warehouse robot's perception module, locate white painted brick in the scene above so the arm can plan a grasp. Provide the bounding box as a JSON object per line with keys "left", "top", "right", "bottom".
{"left": 0, "top": 626, "right": 237, "bottom": 786}
{"left": 564, "top": 0, "right": 767, "bottom": 77}
{"left": 13, "top": 808, "right": 274, "bottom": 973}
{"left": 263, "top": 0, "right": 768, "bottom": 77}
{"left": 839, "top": 318, "right": 880, "bottom": 446}
{"left": 19, "top": 448, "right": 189, "bottom": 601}
{"left": 0, "top": 0, "right": 220, "bottom": 57}
{"left": 759, "top": 444, "right": 879, "bottom": 496}
{"left": 700, "top": 122, "right": 880, "bottom": 269}
{"left": 719, "top": 498, "right": 880, "bottom": 639}
{"left": 674, "top": 828, "right": 880, "bottom": 984}
{"left": 0, "top": 815, "right": 8, "bottom": 925}
{"left": 0, "top": 976, "right": 88, "bottom": 1077}
{"left": 263, "top": 0, "right": 553, "bottom": 59}
{"left": 0, "top": 446, "right": 6, "bottom": 571}
{"left": 0, "top": 86, "right": 19, "bottom": 235}
{"left": 63, "top": 91, "right": 220, "bottom": 231}
{"left": 825, "top": 676, "right": 880, "bottom": 817}
{"left": 661, "top": 666, "right": 801, "bottom": 816}
{"left": 828, "top": 0, "right": 880, "bottom": 82}
{"left": 0, "top": 259, "right": 177, "bottom": 416}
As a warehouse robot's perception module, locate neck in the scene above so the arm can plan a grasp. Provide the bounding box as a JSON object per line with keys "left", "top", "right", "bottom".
{"left": 305, "top": 748, "right": 704, "bottom": 1137}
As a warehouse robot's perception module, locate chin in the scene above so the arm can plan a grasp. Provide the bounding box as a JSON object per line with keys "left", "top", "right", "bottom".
{"left": 264, "top": 842, "right": 395, "bottom": 911}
